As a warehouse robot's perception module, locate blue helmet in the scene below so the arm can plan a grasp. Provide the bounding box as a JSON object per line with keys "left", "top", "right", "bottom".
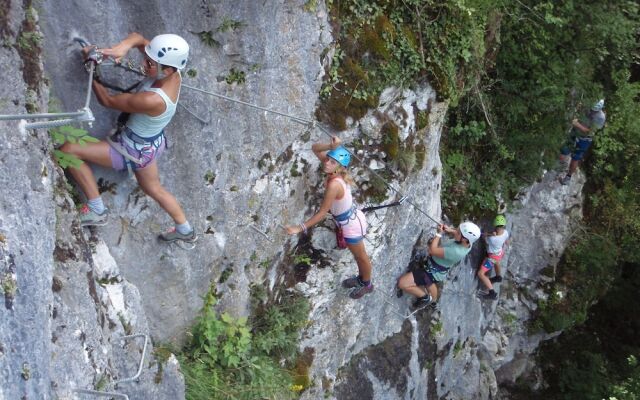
{"left": 327, "top": 146, "right": 351, "bottom": 167}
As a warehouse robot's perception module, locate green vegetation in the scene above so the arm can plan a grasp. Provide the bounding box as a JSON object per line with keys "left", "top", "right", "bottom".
{"left": 217, "top": 18, "right": 244, "bottom": 33}
{"left": 16, "top": 30, "right": 41, "bottom": 52}
{"left": 444, "top": 1, "right": 640, "bottom": 217}
{"left": 204, "top": 170, "right": 216, "bottom": 185}
{"left": 180, "top": 289, "right": 310, "bottom": 399}
{"left": 453, "top": 340, "right": 463, "bottom": 358}
{"left": 0, "top": 273, "right": 17, "bottom": 297}
{"left": 532, "top": 235, "right": 618, "bottom": 333}
{"left": 319, "top": 1, "right": 639, "bottom": 397}
{"left": 50, "top": 125, "right": 99, "bottom": 169}
{"left": 430, "top": 320, "right": 443, "bottom": 336}
{"left": 317, "top": 0, "right": 493, "bottom": 130}
{"left": 224, "top": 68, "right": 246, "bottom": 85}
{"left": 195, "top": 30, "right": 220, "bottom": 48}
{"left": 536, "top": 262, "right": 640, "bottom": 399}
{"left": 293, "top": 254, "right": 312, "bottom": 266}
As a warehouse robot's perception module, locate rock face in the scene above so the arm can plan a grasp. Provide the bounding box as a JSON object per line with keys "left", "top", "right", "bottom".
{"left": 0, "top": 0, "right": 583, "bottom": 398}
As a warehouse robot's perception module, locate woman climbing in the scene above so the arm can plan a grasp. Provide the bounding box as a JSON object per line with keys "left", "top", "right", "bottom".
{"left": 284, "top": 136, "right": 374, "bottom": 299}
{"left": 477, "top": 215, "right": 510, "bottom": 300}
{"left": 397, "top": 221, "right": 481, "bottom": 308}
{"left": 60, "top": 32, "right": 195, "bottom": 244}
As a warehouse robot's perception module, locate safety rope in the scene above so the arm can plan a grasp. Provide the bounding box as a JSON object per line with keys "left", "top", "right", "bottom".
{"left": 0, "top": 42, "right": 442, "bottom": 225}
{"left": 178, "top": 82, "right": 442, "bottom": 225}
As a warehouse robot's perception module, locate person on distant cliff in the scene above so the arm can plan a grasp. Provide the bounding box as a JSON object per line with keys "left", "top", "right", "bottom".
{"left": 397, "top": 221, "right": 481, "bottom": 308}
{"left": 559, "top": 99, "right": 606, "bottom": 185}
{"left": 477, "top": 215, "right": 509, "bottom": 300}
{"left": 284, "top": 136, "right": 374, "bottom": 299}
{"left": 60, "top": 32, "right": 196, "bottom": 244}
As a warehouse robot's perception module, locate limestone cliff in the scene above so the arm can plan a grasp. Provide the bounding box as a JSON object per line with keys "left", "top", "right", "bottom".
{"left": 0, "top": 1, "right": 584, "bottom": 399}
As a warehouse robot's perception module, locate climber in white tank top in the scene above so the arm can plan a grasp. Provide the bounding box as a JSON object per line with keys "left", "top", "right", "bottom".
{"left": 59, "top": 33, "right": 195, "bottom": 244}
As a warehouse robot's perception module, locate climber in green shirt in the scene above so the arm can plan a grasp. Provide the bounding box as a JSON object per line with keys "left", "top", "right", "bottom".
{"left": 397, "top": 221, "right": 481, "bottom": 308}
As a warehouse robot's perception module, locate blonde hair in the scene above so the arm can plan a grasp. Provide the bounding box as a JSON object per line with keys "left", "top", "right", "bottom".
{"left": 335, "top": 165, "right": 355, "bottom": 187}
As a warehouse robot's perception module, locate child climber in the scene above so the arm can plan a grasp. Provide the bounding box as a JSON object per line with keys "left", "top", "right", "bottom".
{"left": 477, "top": 215, "right": 510, "bottom": 300}
{"left": 284, "top": 136, "right": 373, "bottom": 299}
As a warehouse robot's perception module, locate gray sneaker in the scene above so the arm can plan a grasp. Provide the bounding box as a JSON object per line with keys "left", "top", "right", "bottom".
{"left": 559, "top": 174, "right": 572, "bottom": 185}
{"left": 79, "top": 205, "right": 109, "bottom": 226}
{"left": 159, "top": 228, "right": 197, "bottom": 243}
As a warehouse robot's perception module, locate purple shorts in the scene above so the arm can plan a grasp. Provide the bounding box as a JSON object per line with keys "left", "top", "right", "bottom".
{"left": 109, "top": 132, "right": 166, "bottom": 171}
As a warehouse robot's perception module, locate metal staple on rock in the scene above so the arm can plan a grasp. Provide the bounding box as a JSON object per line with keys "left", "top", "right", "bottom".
{"left": 0, "top": 63, "right": 96, "bottom": 129}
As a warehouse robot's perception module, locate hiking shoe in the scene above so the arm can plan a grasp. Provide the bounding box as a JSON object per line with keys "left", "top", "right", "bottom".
{"left": 349, "top": 282, "right": 374, "bottom": 299}
{"left": 159, "top": 227, "right": 197, "bottom": 243}
{"left": 79, "top": 204, "right": 109, "bottom": 226}
{"left": 559, "top": 174, "right": 572, "bottom": 185}
{"left": 342, "top": 276, "right": 361, "bottom": 289}
{"left": 481, "top": 290, "right": 498, "bottom": 300}
{"left": 413, "top": 295, "right": 433, "bottom": 309}
{"left": 490, "top": 275, "right": 503, "bottom": 284}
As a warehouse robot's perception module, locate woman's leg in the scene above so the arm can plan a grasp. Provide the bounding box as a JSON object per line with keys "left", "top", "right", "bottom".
{"left": 60, "top": 140, "right": 113, "bottom": 200}
{"left": 397, "top": 272, "right": 428, "bottom": 298}
{"left": 494, "top": 261, "right": 502, "bottom": 278}
{"left": 134, "top": 162, "right": 187, "bottom": 224}
{"left": 347, "top": 241, "right": 372, "bottom": 281}
{"left": 477, "top": 262, "right": 493, "bottom": 291}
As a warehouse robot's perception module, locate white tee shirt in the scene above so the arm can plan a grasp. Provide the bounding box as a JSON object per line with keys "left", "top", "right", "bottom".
{"left": 486, "top": 230, "right": 509, "bottom": 255}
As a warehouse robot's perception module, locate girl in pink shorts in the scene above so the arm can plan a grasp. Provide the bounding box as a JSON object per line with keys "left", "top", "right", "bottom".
{"left": 285, "top": 137, "right": 373, "bottom": 300}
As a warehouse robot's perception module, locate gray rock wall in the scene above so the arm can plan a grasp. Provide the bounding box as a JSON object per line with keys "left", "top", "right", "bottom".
{"left": 1, "top": 1, "right": 184, "bottom": 398}
{"left": 38, "top": 0, "right": 332, "bottom": 343}
{"left": 1, "top": 0, "right": 583, "bottom": 398}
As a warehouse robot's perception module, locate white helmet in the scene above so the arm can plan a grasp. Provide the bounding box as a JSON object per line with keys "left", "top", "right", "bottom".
{"left": 459, "top": 221, "right": 481, "bottom": 245}
{"left": 592, "top": 99, "right": 605, "bottom": 111}
{"left": 145, "top": 34, "right": 189, "bottom": 70}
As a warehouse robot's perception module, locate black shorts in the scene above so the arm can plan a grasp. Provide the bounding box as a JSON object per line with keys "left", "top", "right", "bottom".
{"left": 413, "top": 269, "right": 436, "bottom": 287}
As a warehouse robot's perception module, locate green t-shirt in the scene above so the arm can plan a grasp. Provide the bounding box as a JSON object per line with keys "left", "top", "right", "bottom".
{"left": 428, "top": 238, "right": 471, "bottom": 281}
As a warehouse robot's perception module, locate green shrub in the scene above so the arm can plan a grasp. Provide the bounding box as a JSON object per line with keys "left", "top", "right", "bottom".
{"left": 180, "top": 289, "right": 309, "bottom": 399}
{"left": 533, "top": 233, "right": 619, "bottom": 333}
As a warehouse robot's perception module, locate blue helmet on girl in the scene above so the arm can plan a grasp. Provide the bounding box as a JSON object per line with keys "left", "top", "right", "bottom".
{"left": 327, "top": 146, "right": 351, "bottom": 167}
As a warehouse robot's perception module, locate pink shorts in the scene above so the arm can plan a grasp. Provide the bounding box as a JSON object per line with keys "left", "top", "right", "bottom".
{"left": 480, "top": 249, "right": 504, "bottom": 273}
{"left": 339, "top": 209, "right": 368, "bottom": 242}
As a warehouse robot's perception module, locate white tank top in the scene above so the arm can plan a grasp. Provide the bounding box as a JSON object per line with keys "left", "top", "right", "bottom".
{"left": 329, "top": 178, "right": 353, "bottom": 216}
{"left": 126, "top": 77, "right": 179, "bottom": 138}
